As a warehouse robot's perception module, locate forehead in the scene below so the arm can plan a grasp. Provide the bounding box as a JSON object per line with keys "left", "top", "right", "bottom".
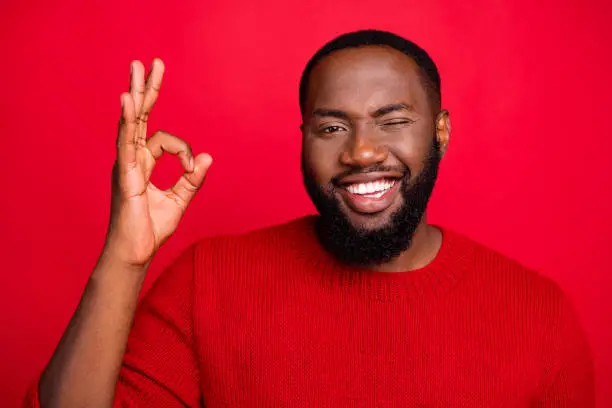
{"left": 306, "top": 46, "right": 431, "bottom": 116}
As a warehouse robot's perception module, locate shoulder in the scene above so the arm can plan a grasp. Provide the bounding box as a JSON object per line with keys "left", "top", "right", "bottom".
{"left": 150, "top": 216, "right": 316, "bottom": 287}
{"left": 443, "top": 227, "right": 571, "bottom": 314}
{"left": 188, "top": 215, "right": 318, "bottom": 287}
{"left": 444, "top": 228, "right": 594, "bottom": 395}
{"left": 187, "top": 216, "right": 319, "bottom": 317}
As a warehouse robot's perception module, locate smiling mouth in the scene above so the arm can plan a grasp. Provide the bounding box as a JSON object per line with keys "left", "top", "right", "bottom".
{"left": 336, "top": 176, "right": 402, "bottom": 215}
{"left": 344, "top": 178, "right": 397, "bottom": 199}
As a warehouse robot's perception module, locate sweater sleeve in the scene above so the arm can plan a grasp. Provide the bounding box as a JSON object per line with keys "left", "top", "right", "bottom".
{"left": 533, "top": 293, "right": 595, "bottom": 407}
{"left": 20, "top": 244, "right": 202, "bottom": 408}
{"left": 113, "top": 244, "right": 202, "bottom": 407}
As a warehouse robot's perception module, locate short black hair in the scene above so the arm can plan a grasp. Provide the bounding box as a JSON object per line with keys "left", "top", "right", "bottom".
{"left": 299, "top": 29, "right": 441, "bottom": 117}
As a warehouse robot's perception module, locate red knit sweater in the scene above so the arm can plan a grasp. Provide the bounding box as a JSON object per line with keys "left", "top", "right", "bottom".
{"left": 24, "top": 216, "right": 594, "bottom": 407}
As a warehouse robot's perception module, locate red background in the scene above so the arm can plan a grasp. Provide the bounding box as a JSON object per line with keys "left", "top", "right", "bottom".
{"left": 1, "top": 0, "right": 610, "bottom": 406}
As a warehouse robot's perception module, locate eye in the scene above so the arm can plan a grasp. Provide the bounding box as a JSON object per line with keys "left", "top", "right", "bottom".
{"left": 381, "top": 119, "right": 416, "bottom": 128}
{"left": 320, "top": 125, "right": 347, "bottom": 134}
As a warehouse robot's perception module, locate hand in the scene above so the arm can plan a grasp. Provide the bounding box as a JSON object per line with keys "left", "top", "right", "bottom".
{"left": 104, "top": 59, "right": 212, "bottom": 268}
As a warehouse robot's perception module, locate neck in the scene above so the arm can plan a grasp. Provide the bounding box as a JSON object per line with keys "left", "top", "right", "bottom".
{"left": 369, "top": 218, "right": 442, "bottom": 273}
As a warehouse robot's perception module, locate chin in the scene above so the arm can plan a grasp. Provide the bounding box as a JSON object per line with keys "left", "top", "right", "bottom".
{"left": 341, "top": 204, "right": 398, "bottom": 232}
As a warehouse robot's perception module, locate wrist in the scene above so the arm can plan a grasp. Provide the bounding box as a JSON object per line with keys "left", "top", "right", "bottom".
{"left": 101, "top": 230, "right": 155, "bottom": 270}
{"left": 96, "top": 246, "right": 151, "bottom": 276}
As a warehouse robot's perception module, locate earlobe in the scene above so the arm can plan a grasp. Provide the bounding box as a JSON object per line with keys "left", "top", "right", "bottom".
{"left": 435, "top": 109, "right": 451, "bottom": 156}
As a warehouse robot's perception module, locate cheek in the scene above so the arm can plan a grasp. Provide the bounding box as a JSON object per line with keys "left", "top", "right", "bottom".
{"left": 302, "top": 137, "right": 342, "bottom": 184}
{"left": 387, "top": 134, "right": 433, "bottom": 176}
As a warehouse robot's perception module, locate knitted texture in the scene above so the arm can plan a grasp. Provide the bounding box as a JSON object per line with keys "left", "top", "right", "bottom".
{"left": 24, "top": 216, "right": 595, "bottom": 407}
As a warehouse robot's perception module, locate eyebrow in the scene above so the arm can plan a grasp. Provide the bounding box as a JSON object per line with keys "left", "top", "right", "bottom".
{"left": 372, "top": 103, "right": 415, "bottom": 117}
{"left": 312, "top": 108, "right": 350, "bottom": 120}
{"left": 311, "top": 103, "right": 415, "bottom": 120}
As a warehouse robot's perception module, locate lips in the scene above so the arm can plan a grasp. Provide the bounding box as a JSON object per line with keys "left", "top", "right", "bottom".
{"left": 336, "top": 172, "right": 403, "bottom": 214}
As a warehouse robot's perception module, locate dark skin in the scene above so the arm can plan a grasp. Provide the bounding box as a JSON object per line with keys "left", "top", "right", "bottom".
{"left": 301, "top": 46, "right": 451, "bottom": 273}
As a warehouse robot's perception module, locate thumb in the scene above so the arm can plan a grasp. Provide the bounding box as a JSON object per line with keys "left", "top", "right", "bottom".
{"left": 170, "top": 153, "right": 213, "bottom": 209}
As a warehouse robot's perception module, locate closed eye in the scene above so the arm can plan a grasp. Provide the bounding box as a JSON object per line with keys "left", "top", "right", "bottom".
{"left": 381, "top": 119, "right": 416, "bottom": 127}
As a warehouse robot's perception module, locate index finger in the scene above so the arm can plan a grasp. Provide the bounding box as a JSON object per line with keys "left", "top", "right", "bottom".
{"left": 116, "top": 92, "right": 138, "bottom": 166}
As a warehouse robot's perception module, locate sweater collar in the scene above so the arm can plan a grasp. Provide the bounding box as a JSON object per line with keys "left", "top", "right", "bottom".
{"left": 287, "top": 215, "right": 473, "bottom": 301}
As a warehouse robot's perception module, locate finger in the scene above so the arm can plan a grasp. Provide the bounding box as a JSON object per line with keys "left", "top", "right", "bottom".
{"left": 130, "top": 61, "right": 146, "bottom": 119}
{"left": 116, "top": 93, "right": 138, "bottom": 167}
{"left": 170, "top": 153, "right": 213, "bottom": 209}
{"left": 146, "top": 130, "right": 194, "bottom": 171}
{"left": 141, "top": 58, "right": 164, "bottom": 121}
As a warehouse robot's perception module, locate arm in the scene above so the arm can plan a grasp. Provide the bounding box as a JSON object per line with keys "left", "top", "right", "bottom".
{"left": 21, "top": 58, "right": 212, "bottom": 408}
{"left": 34, "top": 255, "right": 147, "bottom": 408}
{"left": 20, "top": 255, "right": 147, "bottom": 408}
{"left": 533, "top": 294, "right": 596, "bottom": 407}
{"left": 23, "top": 246, "right": 202, "bottom": 408}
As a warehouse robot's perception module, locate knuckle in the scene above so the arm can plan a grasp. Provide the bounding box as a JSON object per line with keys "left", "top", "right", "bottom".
{"left": 120, "top": 116, "right": 138, "bottom": 126}
{"left": 183, "top": 180, "right": 200, "bottom": 193}
{"left": 116, "top": 138, "right": 135, "bottom": 148}
{"left": 179, "top": 140, "right": 192, "bottom": 153}
{"left": 146, "top": 130, "right": 191, "bottom": 156}
{"left": 150, "top": 129, "right": 164, "bottom": 138}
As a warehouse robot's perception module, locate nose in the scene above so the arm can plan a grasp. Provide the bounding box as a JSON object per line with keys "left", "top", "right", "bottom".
{"left": 340, "top": 129, "right": 388, "bottom": 168}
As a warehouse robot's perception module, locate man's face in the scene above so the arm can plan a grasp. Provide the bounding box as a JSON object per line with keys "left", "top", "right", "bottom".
{"left": 301, "top": 46, "right": 443, "bottom": 267}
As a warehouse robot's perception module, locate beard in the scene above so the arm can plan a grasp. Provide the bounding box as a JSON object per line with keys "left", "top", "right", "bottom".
{"left": 302, "top": 139, "right": 441, "bottom": 267}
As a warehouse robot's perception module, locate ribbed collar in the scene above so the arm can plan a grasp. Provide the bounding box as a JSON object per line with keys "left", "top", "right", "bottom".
{"left": 287, "top": 215, "right": 474, "bottom": 302}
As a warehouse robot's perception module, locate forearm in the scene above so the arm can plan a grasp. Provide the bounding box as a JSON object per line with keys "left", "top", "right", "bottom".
{"left": 38, "top": 253, "right": 147, "bottom": 408}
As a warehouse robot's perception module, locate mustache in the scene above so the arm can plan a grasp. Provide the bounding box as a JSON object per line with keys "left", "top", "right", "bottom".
{"left": 331, "top": 164, "right": 409, "bottom": 186}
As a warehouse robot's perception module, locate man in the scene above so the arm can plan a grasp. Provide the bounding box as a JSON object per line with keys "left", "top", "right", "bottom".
{"left": 24, "top": 30, "right": 594, "bottom": 407}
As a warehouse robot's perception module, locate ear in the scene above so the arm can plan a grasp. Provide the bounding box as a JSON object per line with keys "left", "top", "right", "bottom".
{"left": 435, "top": 109, "right": 451, "bottom": 157}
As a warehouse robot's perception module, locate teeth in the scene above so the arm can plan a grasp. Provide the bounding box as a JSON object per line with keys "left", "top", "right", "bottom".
{"left": 346, "top": 180, "right": 395, "bottom": 195}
